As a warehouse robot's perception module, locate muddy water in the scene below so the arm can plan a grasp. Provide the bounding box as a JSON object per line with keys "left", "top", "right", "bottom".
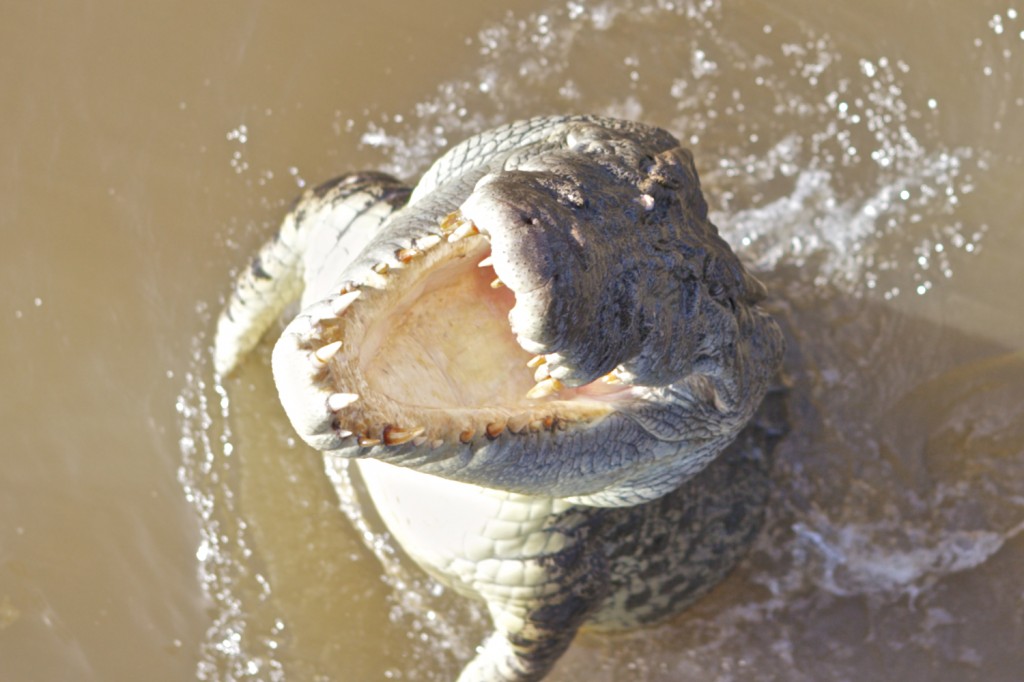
{"left": 2, "top": 0, "right": 1023, "bottom": 680}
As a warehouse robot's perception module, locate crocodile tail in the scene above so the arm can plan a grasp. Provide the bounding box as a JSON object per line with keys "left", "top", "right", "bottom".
{"left": 213, "top": 172, "right": 411, "bottom": 376}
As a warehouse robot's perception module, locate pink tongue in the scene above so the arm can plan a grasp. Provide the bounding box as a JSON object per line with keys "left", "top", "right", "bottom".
{"left": 565, "top": 378, "right": 634, "bottom": 402}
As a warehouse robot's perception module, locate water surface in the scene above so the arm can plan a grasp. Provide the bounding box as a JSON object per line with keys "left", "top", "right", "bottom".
{"left": 2, "top": 1, "right": 1023, "bottom": 680}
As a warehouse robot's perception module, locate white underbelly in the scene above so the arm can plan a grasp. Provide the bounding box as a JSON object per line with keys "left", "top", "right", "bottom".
{"left": 355, "top": 458, "right": 573, "bottom": 599}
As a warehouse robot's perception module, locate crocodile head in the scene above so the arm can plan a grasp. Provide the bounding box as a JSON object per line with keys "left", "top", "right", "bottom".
{"left": 272, "top": 122, "right": 784, "bottom": 506}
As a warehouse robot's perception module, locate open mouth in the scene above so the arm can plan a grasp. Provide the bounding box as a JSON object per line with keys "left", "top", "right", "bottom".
{"left": 274, "top": 211, "right": 636, "bottom": 452}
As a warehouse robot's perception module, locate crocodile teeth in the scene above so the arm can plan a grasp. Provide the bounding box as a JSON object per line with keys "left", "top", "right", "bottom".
{"left": 330, "top": 290, "right": 362, "bottom": 316}
{"left": 526, "top": 355, "right": 546, "bottom": 369}
{"left": 372, "top": 262, "right": 390, "bottom": 275}
{"left": 485, "top": 422, "right": 505, "bottom": 439}
{"left": 478, "top": 256, "right": 494, "bottom": 268}
{"left": 327, "top": 392, "right": 360, "bottom": 411}
{"left": 415, "top": 234, "right": 442, "bottom": 250}
{"left": 507, "top": 414, "right": 530, "bottom": 434}
{"left": 687, "top": 375, "right": 729, "bottom": 412}
{"left": 599, "top": 372, "right": 622, "bottom": 385}
{"left": 447, "top": 221, "right": 479, "bottom": 242}
{"left": 533, "top": 362, "right": 551, "bottom": 382}
{"left": 490, "top": 277, "right": 505, "bottom": 289}
{"left": 383, "top": 425, "right": 425, "bottom": 446}
{"left": 396, "top": 247, "right": 420, "bottom": 263}
{"left": 312, "top": 340, "right": 343, "bottom": 365}
{"left": 459, "top": 428, "right": 476, "bottom": 444}
{"left": 711, "top": 389, "right": 728, "bottom": 413}
{"left": 358, "top": 436, "right": 381, "bottom": 447}
{"left": 439, "top": 210, "right": 465, "bottom": 233}
{"left": 526, "top": 378, "right": 562, "bottom": 400}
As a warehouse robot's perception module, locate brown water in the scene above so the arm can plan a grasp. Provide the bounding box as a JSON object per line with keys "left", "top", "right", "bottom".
{"left": 2, "top": 1, "right": 1023, "bottom": 680}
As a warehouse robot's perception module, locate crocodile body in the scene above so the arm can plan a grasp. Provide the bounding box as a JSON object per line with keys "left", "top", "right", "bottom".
{"left": 214, "top": 115, "right": 785, "bottom": 681}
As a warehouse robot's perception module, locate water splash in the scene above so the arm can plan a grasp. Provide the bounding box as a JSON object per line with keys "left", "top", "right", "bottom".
{"left": 793, "top": 515, "right": 1024, "bottom": 599}
{"left": 348, "top": 0, "right": 989, "bottom": 304}
{"left": 176, "top": 330, "right": 287, "bottom": 681}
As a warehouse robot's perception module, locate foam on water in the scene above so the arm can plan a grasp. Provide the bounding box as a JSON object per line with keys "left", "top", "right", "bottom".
{"left": 176, "top": 327, "right": 288, "bottom": 682}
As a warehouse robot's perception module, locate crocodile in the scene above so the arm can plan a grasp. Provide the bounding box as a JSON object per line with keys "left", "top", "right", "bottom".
{"left": 213, "top": 115, "right": 785, "bottom": 681}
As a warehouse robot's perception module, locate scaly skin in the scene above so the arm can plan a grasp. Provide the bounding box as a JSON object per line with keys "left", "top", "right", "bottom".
{"left": 214, "top": 115, "right": 786, "bottom": 681}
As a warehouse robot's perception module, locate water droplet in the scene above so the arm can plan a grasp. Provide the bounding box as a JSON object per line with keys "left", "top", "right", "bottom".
{"left": 226, "top": 124, "right": 249, "bottom": 144}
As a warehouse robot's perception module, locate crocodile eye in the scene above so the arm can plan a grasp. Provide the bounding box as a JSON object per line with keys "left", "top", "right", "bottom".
{"left": 707, "top": 282, "right": 737, "bottom": 313}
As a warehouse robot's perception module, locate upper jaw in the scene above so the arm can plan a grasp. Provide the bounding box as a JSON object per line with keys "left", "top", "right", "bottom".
{"left": 456, "top": 147, "right": 770, "bottom": 391}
